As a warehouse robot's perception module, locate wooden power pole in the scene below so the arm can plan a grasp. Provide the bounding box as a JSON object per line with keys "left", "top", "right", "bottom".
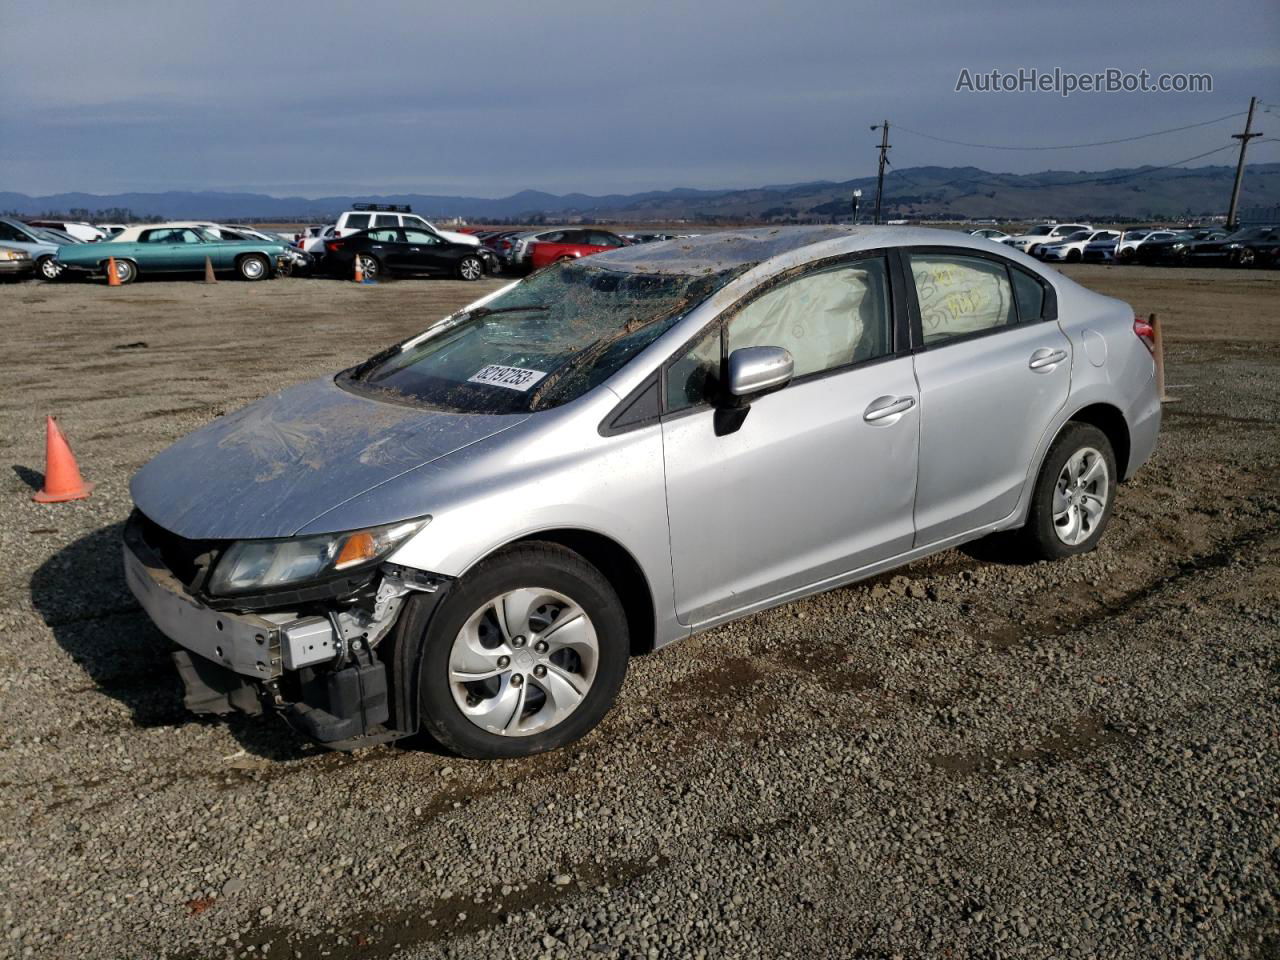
{"left": 1227, "top": 97, "right": 1262, "bottom": 229}
{"left": 871, "top": 121, "right": 890, "bottom": 225}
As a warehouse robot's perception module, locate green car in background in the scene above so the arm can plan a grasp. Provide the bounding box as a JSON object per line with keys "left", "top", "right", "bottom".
{"left": 54, "top": 223, "right": 292, "bottom": 284}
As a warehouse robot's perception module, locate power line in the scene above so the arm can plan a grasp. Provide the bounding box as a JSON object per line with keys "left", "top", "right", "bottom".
{"left": 880, "top": 142, "right": 1243, "bottom": 198}
{"left": 894, "top": 111, "right": 1246, "bottom": 151}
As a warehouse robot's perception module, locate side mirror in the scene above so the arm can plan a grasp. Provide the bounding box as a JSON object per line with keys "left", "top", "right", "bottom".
{"left": 727, "top": 346, "right": 794, "bottom": 399}
{"left": 715, "top": 346, "right": 794, "bottom": 437}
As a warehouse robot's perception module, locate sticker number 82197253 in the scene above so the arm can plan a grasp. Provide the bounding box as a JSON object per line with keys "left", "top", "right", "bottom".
{"left": 467, "top": 364, "right": 548, "bottom": 392}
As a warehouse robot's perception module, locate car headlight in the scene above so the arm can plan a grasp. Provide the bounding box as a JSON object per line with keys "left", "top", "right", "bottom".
{"left": 208, "top": 518, "right": 429, "bottom": 595}
{"left": 1226, "top": 243, "right": 1241, "bottom": 249}
{"left": 1172, "top": 243, "right": 1185, "bottom": 249}
{"left": 0, "top": 249, "right": 28, "bottom": 261}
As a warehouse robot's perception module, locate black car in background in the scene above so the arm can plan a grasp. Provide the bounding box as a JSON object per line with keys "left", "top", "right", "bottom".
{"left": 323, "top": 226, "right": 497, "bottom": 281}
{"left": 1134, "top": 228, "right": 1228, "bottom": 265}
{"left": 1185, "top": 225, "right": 1280, "bottom": 267}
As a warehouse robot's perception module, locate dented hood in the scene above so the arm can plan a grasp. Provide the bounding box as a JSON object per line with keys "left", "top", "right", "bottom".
{"left": 131, "top": 376, "right": 527, "bottom": 539}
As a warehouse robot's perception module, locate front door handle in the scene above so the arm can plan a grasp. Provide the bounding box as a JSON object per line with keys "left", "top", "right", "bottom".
{"left": 863, "top": 395, "right": 916, "bottom": 423}
{"left": 1029, "top": 348, "right": 1068, "bottom": 371}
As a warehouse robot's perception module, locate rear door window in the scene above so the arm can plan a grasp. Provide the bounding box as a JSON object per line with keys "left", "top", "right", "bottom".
{"left": 908, "top": 253, "right": 1016, "bottom": 345}
{"left": 372, "top": 214, "right": 399, "bottom": 228}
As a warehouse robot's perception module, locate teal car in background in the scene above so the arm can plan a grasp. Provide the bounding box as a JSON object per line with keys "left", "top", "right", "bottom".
{"left": 55, "top": 225, "right": 291, "bottom": 284}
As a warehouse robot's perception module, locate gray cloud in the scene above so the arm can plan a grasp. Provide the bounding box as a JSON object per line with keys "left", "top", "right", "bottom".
{"left": 1, "top": 0, "right": 1276, "bottom": 196}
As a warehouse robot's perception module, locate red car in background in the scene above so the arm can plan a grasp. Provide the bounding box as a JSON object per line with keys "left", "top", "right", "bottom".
{"left": 528, "top": 228, "right": 627, "bottom": 270}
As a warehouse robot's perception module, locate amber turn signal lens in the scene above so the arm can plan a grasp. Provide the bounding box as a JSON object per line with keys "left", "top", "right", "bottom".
{"left": 334, "top": 531, "right": 377, "bottom": 569}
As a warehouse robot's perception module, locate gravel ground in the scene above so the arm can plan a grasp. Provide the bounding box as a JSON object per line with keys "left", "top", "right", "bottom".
{"left": 0, "top": 265, "right": 1277, "bottom": 960}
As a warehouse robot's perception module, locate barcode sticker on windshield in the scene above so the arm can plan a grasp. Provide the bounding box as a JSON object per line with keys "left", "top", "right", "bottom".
{"left": 468, "top": 364, "right": 548, "bottom": 392}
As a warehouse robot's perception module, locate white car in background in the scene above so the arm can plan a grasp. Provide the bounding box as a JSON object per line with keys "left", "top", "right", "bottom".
{"left": 25, "top": 219, "right": 107, "bottom": 242}
{"left": 968, "top": 228, "right": 1010, "bottom": 242}
{"left": 334, "top": 204, "right": 479, "bottom": 246}
{"left": 1038, "top": 229, "right": 1120, "bottom": 263}
{"left": 297, "top": 225, "right": 337, "bottom": 255}
{"left": 1003, "top": 223, "right": 1092, "bottom": 255}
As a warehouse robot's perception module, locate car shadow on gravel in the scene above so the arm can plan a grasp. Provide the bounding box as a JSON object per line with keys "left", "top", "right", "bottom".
{"left": 31, "top": 521, "right": 312, "bottom": 761}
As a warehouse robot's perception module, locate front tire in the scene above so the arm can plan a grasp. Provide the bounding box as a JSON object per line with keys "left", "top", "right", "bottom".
{"left": 107, "top": 259, "right": 137, "bottom": 284}
{"left": 237, "top": 254, "right": 269, "bottom": 281}
{"left": 1019, "top": 423, "right": 1117, "bottom": 560}
{"left": 458, "top": 255, "right": 484, "bottom": 281}
{"left": 36, "top": 256, "right": 62, "bottom": 282}
{"left": 414, "top": 542, "right": 629, "bottom": 758}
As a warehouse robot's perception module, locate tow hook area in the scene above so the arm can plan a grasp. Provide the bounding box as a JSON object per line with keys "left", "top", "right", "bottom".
{"left": 170, "top": 563, "right": 444, "bottom": 749}
{"left": 283, "top": 565, "right": 442, "bottom": 747}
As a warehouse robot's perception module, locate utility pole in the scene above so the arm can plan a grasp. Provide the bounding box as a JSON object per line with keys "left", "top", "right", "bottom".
{"left": 870, "top": 121, "right": 890, "bottom": 224}
{"left": 1227, "top": 96, "right": 1262, "bottom": 229}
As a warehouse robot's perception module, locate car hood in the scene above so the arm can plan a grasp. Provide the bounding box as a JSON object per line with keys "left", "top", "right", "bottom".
{"left": 131, "top": 376, "right": 527, "bottom": 539}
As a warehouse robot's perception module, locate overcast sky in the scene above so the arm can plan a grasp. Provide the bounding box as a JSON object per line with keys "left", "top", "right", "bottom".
{"left": 2, "top": 0, "right": 1277, "bottom": 198}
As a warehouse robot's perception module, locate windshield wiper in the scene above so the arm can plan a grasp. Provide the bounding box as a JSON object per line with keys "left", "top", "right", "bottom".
{"left": 349, "top": 342, "right": 402, "bottom": 380}
{"left": 466, "top": 305, "right": 549, "bottom": 319}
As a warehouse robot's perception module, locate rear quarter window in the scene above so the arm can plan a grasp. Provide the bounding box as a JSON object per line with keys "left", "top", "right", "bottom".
{"left": 1010, "top": 267, "right": 1047, "bottom": 321}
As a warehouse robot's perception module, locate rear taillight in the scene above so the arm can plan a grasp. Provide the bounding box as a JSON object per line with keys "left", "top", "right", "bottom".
{"left": 325, "top": 241, "right": 344, "bottom": 253}
{"left": 1133, "top": 316, "right": 1155, "bottom": 354}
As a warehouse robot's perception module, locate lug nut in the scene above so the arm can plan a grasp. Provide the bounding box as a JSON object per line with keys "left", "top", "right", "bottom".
{"left": 497, "top": 655, "right": 510, "bottom": 668}
{"left": 511, "top": 673, "right": 524, "bottom": 688}
{"left": 534, "top": 640, "right": 548, "bottom": 654}
{"left": 533, "top": 665, "right": 547, "bottom": 679}
{"left": 512, "top": 635, "right": 527, "bottom": 648}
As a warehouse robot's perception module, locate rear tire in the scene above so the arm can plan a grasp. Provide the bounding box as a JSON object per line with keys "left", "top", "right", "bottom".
{"left": 458, "top": 255, "right": 484, "bottom": 281}
{"left": 1018, "top": 423, "right": 1117, "bottom": 561}
{"left": 356, "top": 253, "right": 380, "bottom": 280}
{"left": 237, "top": 254, "right": 269, "bottom": 281}
{"left": 413, "top": 542, "right": 629, "bottom": 758}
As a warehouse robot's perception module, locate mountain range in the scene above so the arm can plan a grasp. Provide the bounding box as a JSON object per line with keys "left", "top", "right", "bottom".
{"left": 3, "top": 162, "right": 1278, "bottom": 223}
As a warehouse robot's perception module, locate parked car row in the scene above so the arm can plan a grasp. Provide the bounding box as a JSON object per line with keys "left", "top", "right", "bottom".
{"left": 968, "top": 223, "right": 1280, "bottom": 268}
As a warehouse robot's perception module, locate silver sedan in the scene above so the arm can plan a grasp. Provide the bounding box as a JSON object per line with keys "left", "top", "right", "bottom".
{"left": 123, "top": 226, "right": 1162, "bottom": 758}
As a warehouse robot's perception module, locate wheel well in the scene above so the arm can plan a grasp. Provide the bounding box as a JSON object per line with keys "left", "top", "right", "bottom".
{"left": 1067, "top": 403, "right": 1131, "bottom": 477}
{"left": 514, "top": 529, "right": 656, "bottom": 656}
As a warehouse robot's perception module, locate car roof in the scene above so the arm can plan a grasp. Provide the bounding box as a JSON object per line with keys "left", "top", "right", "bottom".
{"left": 586, "top": 225, "right": 1022, "bottom": 275}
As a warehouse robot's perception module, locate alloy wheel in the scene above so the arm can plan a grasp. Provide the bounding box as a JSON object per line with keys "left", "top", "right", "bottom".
{"left": 448, "top": 588, "right": 599, "bottom": 737}
{"left": 459, "top": 257, "right": 483, "bottom": 281}
{"left": 1053, "top": 446, "right": 1110, "bottom": 546}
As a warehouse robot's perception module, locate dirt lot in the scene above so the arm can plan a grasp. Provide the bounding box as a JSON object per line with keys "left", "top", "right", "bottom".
{"left": 0, "top": 263, "right": 1277, "bottom": 960}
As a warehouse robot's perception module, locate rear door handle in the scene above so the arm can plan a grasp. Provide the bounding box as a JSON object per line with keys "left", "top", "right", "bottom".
{"left": 863, "top": 395, "right": 916, "bottom": 423}
{"left": 1029, "top": 348, "right": 1068, "bottom": 371}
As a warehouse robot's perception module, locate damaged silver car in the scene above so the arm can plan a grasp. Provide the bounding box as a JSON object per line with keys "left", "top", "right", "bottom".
{"left": 124, "top": 226, "right": 1161, "bottom": 758}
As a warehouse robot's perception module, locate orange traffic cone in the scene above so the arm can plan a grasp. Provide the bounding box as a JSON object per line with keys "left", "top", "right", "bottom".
{"left": 204, "top": 256, "right": 217, "bottom": 283}
{"left": 32, "top": 417, "right": 94, "bottom": 502}
{"left": 353, "top": 256, "right": 363, "bottom": 284}
{"left": 106, "top": 257, "right": 121, "bottom": 287}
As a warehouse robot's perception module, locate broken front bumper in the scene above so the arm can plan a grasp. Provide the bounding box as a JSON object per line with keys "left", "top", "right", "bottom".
{"left": 122, "top": 517, "right": 442, "bottom": 746}
{"left": 121, "top": 532, "right": 351, "bottom": 680}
